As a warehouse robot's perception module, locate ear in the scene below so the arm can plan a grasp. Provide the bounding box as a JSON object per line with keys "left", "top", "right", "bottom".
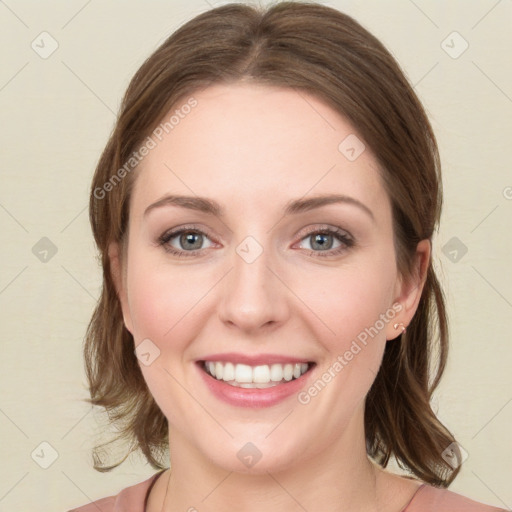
{"left": 108, "top": 241, "right": 134, "bottom": 334}
{"left": 386, "top": 239, "right": 431, "bottom": 341}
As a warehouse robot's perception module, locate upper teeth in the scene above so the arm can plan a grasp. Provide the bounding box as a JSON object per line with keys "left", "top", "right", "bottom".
{"left": 204, "top": 361, "right": 309, "bottom": 384}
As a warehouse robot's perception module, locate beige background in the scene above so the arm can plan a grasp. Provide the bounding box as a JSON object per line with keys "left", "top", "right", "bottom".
{"left": 0, "top": 0, "right": 510, "bottom": 510}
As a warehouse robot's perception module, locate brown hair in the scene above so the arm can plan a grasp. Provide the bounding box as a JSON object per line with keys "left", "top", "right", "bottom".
{"left": 85, "top": 1, "right": 460, "bottom": 486}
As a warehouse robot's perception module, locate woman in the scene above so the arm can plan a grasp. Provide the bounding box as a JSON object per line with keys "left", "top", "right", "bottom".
{"left": 69, "top": 2, "right": 507, "bottom": 511}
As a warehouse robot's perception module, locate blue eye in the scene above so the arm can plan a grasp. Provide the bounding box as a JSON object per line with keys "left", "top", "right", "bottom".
{"left": 297, "top": 228, "right": 354, "bottom": 257}
{"left": 158, "top": 225, "right": 354, "bottom": 258}
{"left": 159, "top": 227, "right": 214, "bottom": 256}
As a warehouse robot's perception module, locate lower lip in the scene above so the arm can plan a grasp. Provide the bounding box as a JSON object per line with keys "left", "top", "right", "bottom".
{"left": 196, "top": 362, "right": 316, "bottom": 408}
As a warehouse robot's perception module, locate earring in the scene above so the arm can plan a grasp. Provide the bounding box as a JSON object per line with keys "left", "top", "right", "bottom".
{"left": 393, "top": 322, "right": 406, "bottom": 333}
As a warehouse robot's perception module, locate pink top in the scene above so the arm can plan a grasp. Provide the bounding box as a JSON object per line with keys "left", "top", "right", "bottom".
{"left": 68, "top": 470, "right": 508, "bottom": 512}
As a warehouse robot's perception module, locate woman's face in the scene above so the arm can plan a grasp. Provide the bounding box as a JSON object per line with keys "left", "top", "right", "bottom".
{"left": 111, "top": 82, "right": 428, "bottom": 473}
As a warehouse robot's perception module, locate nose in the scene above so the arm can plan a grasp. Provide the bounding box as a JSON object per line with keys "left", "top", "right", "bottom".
{"left": 217, "top": 238, "right": 290, "bottom": 334}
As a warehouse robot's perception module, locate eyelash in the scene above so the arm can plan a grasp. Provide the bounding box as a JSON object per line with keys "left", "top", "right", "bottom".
{"left": 157, "top": 224, "right": 355, "bottom": 258}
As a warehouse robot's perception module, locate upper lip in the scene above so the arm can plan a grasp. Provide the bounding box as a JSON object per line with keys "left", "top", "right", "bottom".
{"left": 197, "top": 352, "right": 314, "bottom": 366}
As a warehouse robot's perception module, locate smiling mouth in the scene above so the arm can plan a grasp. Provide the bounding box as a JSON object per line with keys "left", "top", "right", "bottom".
{"left": 198, "top": 360, "right": 316, "bottom": 388}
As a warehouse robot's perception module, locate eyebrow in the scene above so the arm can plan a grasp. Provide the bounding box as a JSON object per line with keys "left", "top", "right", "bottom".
{"left": 143, "top": 193, "right": 375, "bottom": 222}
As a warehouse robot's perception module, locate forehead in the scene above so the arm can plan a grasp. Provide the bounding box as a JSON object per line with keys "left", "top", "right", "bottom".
{"left": 130, "top": 82, "right": 389, "bottom": 219}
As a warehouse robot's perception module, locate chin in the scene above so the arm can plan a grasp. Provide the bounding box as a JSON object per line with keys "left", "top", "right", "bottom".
{"left": 199, "top": 434, "right": 304, "bottom": 475}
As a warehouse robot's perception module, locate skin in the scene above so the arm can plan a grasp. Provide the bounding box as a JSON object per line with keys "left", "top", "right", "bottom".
{"left": 109, "top": 82, "right": 430, "bottom": 511}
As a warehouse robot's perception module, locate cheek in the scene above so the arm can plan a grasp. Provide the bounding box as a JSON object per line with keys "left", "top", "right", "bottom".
{"left": 292, "top": 256, "right": 396, "bottom": 348}
{"left": 292, "top": 259, "right": 396, "bottom": 420}
{"left": 125, "top": 259, "right": 210, "bottom": 423}
{"left": 126, "top": 258, "right": 212, "bottom": 342}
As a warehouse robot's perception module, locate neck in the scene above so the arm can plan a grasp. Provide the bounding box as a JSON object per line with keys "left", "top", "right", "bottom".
{"left": 160, "top": 408, "right": 386, "bottom": 512}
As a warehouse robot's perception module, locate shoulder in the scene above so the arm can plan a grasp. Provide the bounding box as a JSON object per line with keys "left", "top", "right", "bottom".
{"left": 67, "top": 470, "right": 165, "bottom": 512}
{"left": 408, "top": 483, "right": 508, "bottom": 512}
